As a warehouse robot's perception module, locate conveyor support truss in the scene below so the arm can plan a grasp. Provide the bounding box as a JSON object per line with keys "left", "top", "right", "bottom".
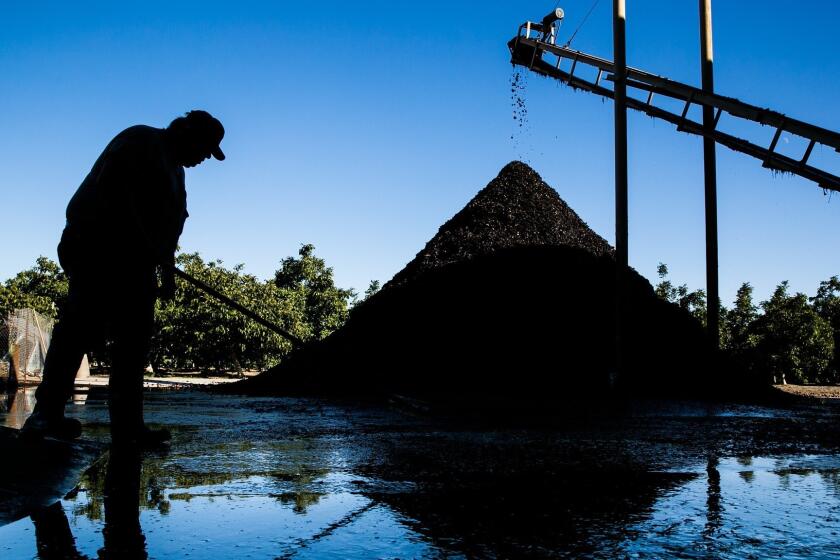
{"left": 509, "top": 24, "right": 840, "bottom": 192}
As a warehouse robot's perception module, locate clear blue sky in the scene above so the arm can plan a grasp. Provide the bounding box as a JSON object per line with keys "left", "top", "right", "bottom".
{"left": 2, "top": 0, "right": 838, "bottom": 306}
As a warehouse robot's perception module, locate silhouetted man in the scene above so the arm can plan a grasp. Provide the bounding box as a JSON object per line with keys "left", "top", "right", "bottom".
{"left": 22, "top": 110, "right": 225, "bottom": 444}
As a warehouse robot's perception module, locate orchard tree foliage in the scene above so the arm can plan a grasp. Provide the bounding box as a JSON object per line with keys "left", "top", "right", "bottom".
{"left": 362, "top": 280, "right": 381, "bottom": 302}
{"left": 751, "top": 282, "right": 833, "bottom": 384}
{"left": 656, "top": 265, "right": 837, "bottom": 385}
{"left": 3, "top": 253, "right": 837, "bottom": 384}
{"left": 153, "top": 245, "right": 356, "bottom": 372}
{"left": 655, "top": 263, "right": 707, "bottom": 325}
{"left": 151, "top": 252, "right": 305, "bottom": 372}
{"left": 3, "top": 246, "right": 358, "bottom": 373}
{"left": 273, "top": 244, "right": 356, "bottom": 340}
{"left": 0, "top": 257, "right": 68, "bottom": 320}
{"left": 721, "top": 283, "right": 759, "bottom": 365}
{"left": 811, "top": 276, "right": 840, "bottom": 380}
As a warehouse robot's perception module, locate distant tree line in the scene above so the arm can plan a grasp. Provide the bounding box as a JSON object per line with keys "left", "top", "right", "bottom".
{"left": 0, "top": 245, "right": 380, "bottom": 374}
{"left": 656, "top": 264, "right": 839, "bottom": 385}
{"left": 3, "top": 252, "right": 836, "bottom": 384}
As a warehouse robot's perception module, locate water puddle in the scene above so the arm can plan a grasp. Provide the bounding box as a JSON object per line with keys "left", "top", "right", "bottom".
{"left": 616, "top": 456, "right": 840, "bottom": 559}
{"left": 2, "top": 391, "right": 839, "bottom": 558}
{"left": 2, "top": 469, "right": 439, "bottom": 559}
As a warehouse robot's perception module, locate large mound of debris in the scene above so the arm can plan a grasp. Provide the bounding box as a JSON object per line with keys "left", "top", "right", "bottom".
{"left": 239, "top": 162, "right": 714, "bottom": 401}
{"left": 388, "top": 161, "right": 613, "bottom": 288}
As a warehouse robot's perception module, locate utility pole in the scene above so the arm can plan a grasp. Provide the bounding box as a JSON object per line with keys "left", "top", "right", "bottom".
{"left": 700, "top": 0, "right": 720, "bottom": 350}
{"left": 613, "top": 0, "right": 628, "bottom": 382}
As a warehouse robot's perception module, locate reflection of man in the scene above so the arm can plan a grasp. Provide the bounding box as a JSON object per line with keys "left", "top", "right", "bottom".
{"left": 30, "top": 502, "right": 88, "bottom": 560}
{"left": 100, "top": 447, "right": 147, "bottom": 559}
{"left": 22, "top": 111, "right": 225, "bottom": 444}
{"left": 30, "top": 447, "right": 147, "bottom": 560}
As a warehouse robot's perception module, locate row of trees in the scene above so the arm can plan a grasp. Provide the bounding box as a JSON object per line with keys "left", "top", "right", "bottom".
{"left": 3, "top": 252, "right": 836, "bottom": 384}
{"left": 656, "top": 264, "right": 840, "bottom": 385}
{"left": 1, "top": 245, "right": 377, "bottom": 374}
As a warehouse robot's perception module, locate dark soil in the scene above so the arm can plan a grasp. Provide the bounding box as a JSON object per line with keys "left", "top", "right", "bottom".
{"left": 387, "top": 160, "right": 613, "bottom": 288}
{"left": 772, "top": 384, "right": 840, "bottom": 402}
{"left": 237, "top": 162, "right": 720, "bottom": 404}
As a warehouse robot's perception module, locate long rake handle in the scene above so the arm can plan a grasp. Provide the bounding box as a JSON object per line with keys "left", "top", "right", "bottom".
{"left": 170, "top": 266, "right": 305, "bottom": 349}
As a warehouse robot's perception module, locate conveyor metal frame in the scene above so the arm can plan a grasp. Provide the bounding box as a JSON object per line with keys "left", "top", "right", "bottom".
{"left": 509, "top": 28, "right": 840, "bottom": 192}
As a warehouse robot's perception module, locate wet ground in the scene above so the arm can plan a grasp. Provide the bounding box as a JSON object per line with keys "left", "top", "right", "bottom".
{"left": 2, "top": 389, "right": 840, "bottom": 558}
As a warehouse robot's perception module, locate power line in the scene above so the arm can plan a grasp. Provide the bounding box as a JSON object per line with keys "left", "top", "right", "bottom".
{"left": 564, "top": 0, "right": 602, "bottom": 48}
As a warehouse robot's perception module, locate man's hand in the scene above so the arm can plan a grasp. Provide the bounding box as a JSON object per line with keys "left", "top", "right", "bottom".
{"left": 158, "top": 267, "right": 177, "bottom": 301}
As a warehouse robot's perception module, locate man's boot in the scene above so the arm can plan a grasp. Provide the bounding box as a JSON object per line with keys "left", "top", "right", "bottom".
{"left": 109, "top": 384, "right": 170, "bottom": 448}
{"left": 111, "top": 424, "right": 171, "bottom": 449}
{"left": 21, "top": 407, "right": 82, "bottom": 440}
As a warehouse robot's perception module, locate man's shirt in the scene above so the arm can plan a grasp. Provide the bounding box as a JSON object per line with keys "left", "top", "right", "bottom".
{"left": 66, "top": 125, "right": 188, "bottom": 266}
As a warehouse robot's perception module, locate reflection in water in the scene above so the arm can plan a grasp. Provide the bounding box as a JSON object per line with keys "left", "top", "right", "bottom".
{"left": 30, "top": 503, "right": 84, "bottom": 560}
{"left": 1, "top": 387, "right": 37, "bottom": 429}
{"left": 275, "top": 501, "right": 378, "bottom": 560}
{"left": 99, "top": 448, "right": 147, "bottom": 559}
{"left": 274, "top": 491, "right": 324, "bottom": 514}
{"left": 704, "top": 455, "right": 722, "bottom": 538}
{"left": 737, "top": 456, "right": 755, "bottom": 483}
{"left": 28, "top": 448, "right": 148, "bottom": 560}
{"left": 1, "top": 386, "right": 84, "bottom": 428}
{"left": 736, "top": 456, "right": 753, "bottom": 467}
{"left": 0, "top": 390, "right": 14, "bottom": 414}
{"left": 626, "top": 457, "right": 840, "bottom": 559}
{"left": 821, "top": 470, "right": 840, "bottom": 499}
{"left": 365, "top": 442, "right": 697, "bottom": 558}
{"left": 3, "top": 394, "right": 840, "bottom": 559}
{"left": 13, "top": 452, "right": 838, "bottom": 560}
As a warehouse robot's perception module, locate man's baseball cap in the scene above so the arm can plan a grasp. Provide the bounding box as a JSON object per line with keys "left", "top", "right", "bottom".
{"left": 183, "top": 110, "right": 226, "bottom": 160}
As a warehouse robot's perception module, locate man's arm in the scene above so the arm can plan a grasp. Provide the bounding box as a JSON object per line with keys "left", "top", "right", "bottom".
{"left": 117, "top": 145, "right": 187, "bottom": 299}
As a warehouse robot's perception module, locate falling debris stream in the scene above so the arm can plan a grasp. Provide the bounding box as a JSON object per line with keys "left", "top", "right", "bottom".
{"left": 510, "top": 68, "right": 530, "bottom": 160}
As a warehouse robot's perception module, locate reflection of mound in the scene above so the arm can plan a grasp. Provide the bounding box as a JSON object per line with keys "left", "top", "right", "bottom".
{"left": 354, "top": 422, "right": 700, "bottom": 558}
{"left": 374, "top": 471, "right": 695, "bottom": 559}
{"left": 240, "top": 161, "right": 712, "bottom": 399}
{"left": 366, "top": 449, "right": 696, "bottom": 559}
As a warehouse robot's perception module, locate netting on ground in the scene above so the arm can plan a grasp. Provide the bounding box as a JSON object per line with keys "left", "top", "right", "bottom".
{"left": 0, "top": 318, "right": 9, "bottom": 385}
{"left": 2, "top": 308, "right": 54, "bottom": 385}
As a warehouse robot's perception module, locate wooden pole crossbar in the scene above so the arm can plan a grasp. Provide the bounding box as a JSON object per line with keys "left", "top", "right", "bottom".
{"left": 508, "top": 34, "right": 840, "bottom": 192}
